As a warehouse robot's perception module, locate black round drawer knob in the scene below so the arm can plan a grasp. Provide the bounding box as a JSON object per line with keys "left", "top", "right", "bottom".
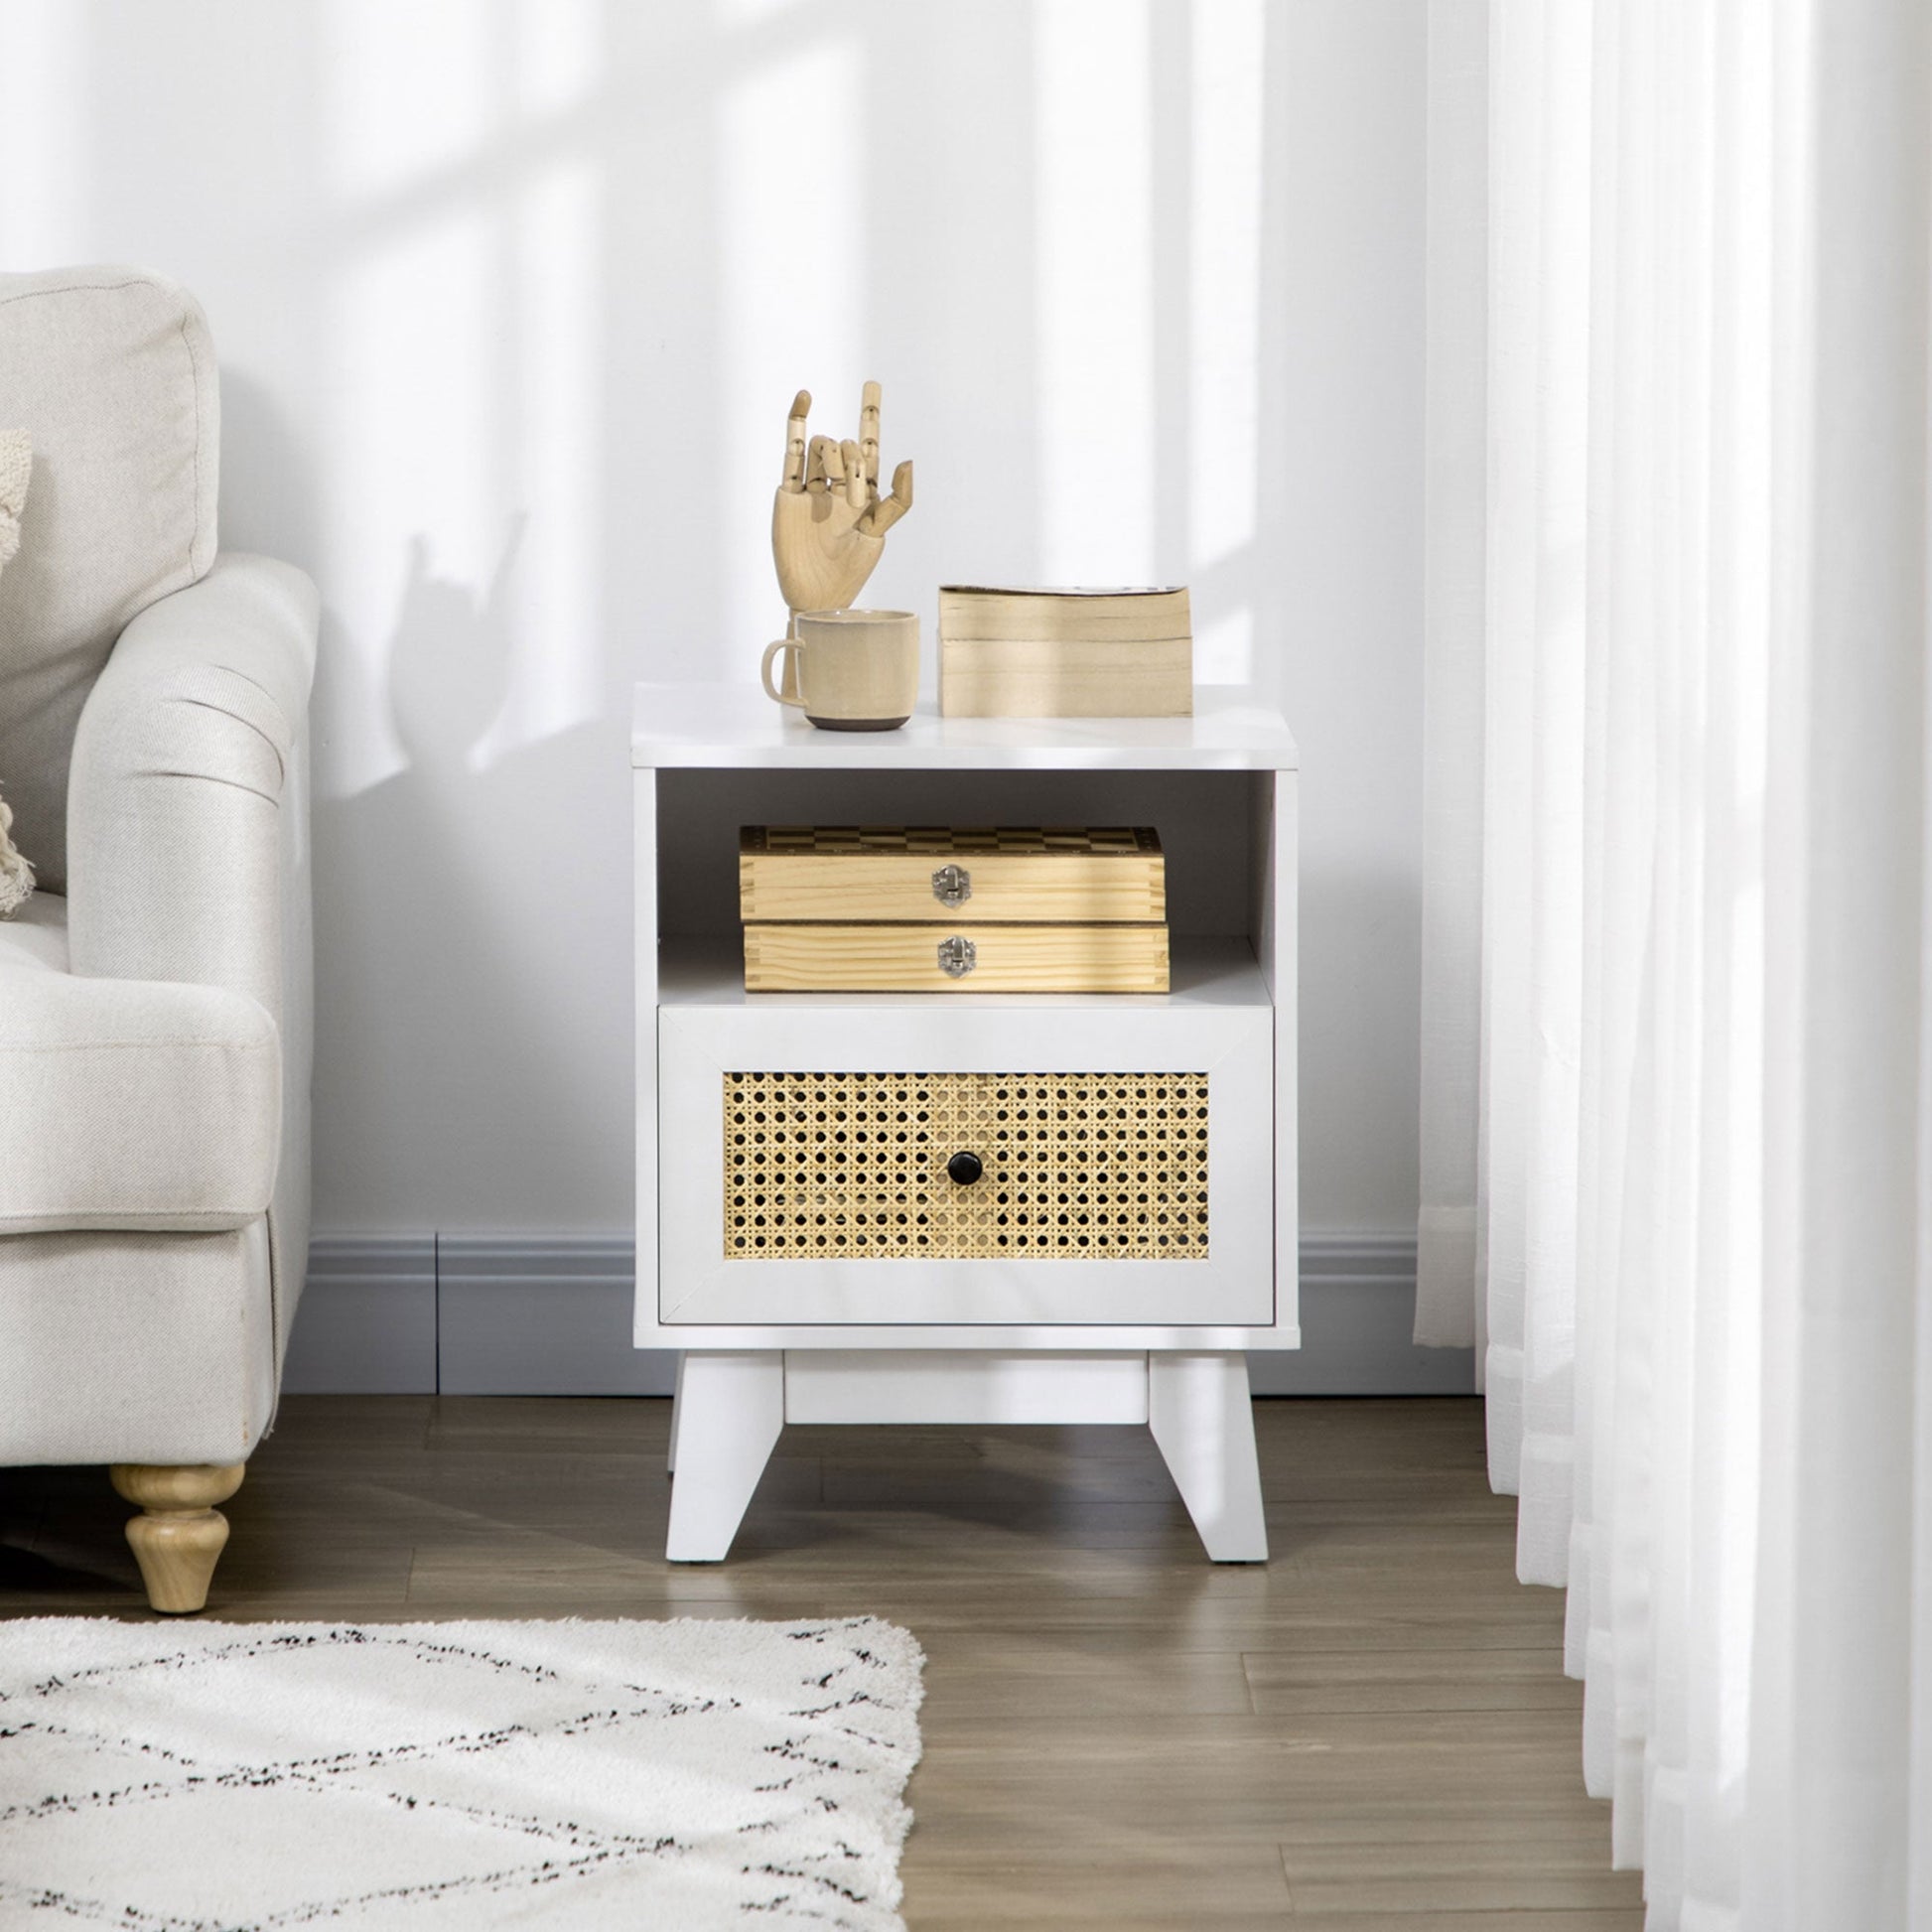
{"left": 946, "top": 1151, "right": 984, "bottom": 1185}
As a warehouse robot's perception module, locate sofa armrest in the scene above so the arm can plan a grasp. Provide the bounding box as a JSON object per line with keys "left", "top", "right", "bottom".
{"left": 64, "top": 553, "right": 320, "bottom": 1020}
{"left": 0, "top": 970, "right": 279, "bottom": 1233}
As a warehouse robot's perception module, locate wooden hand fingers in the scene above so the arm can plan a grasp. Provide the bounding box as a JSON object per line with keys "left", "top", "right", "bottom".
{"left": 860, "top": 380, "right": 882, "bottom": 487}
{"left": 805, "top": 435, "right": 868, "bottom": 508}
{"left": 839, "top": 439, "right": 867, "bottom": 509}
{"left": 782, "top": 390, "right": 810, "bottom": 491}
{"left": 861, "top": 459, "right": 913, "bottom": 536}
{"left": 783, "top": 381, "right": 907, "bottom": 532}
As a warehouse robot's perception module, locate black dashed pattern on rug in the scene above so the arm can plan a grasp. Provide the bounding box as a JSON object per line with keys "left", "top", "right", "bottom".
{"left": 0, "top": 1615, "right": 923, "bottom": 1930}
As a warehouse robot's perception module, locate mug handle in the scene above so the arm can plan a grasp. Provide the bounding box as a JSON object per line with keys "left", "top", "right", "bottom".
{"left": 760, "top": 637, "right": 806, "bottom": 708}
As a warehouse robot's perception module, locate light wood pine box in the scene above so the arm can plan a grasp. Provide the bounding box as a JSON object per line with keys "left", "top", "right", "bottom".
{"left": 938, "top": 587, "right": 1194, "bottom": 718}
{"left": 740, "top": 825, "right": 1170, "bottom": 993}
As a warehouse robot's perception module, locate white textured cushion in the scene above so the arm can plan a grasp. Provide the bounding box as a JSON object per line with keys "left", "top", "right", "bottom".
{"left": 0, "top": 894, "right": 280, "bottom": 1235}
{"left": 0, "top": 269, "right": 219, "bottom": 893}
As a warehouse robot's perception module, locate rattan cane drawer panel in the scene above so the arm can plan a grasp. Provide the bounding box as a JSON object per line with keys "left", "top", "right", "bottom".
{"left": 739, "top": 825, "right": 1166, "bottom": 924}
{"left": 724, "top": 1071, "right": 1210, "bottom": 1261}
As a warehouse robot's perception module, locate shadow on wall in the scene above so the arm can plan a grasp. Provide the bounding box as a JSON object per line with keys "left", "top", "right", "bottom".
{"left": 290, "top": 0, "right": 1316, "bottom": 1240}
{"left": 56, "top": 0, "right": 1426, "bottom": 1255}
{"left": 312, "top": 526, "right": 631, "bottom": 1229}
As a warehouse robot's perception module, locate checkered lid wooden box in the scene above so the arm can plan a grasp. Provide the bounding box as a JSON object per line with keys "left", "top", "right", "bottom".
{"left": 739, "top": 825, "right": 1170, "bottom": 993}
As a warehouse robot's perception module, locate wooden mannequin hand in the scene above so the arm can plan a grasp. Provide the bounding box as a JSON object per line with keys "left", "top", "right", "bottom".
{"left": 771, "top": 383, "right": 914, "bottom": 614}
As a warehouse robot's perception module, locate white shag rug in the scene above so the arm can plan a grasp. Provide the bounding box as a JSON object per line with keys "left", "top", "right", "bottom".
{"left": 0, "top": 1615, "right": 924, "bottom": 1930}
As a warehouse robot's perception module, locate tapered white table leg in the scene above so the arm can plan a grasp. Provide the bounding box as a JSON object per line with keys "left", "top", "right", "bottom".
{"left": 665, "top": 1351, "right": 783, "bottom": 1561}
{"left": 1148, "top": 1351, "right": 1268, "bottom": 1562}
{"left": 667, "top": 1350, "right": 687, "bottom": 1475}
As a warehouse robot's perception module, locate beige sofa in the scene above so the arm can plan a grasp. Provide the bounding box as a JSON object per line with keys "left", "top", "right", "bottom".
{"left": 0, "top": 267, "right": 318, "bottom": 1612}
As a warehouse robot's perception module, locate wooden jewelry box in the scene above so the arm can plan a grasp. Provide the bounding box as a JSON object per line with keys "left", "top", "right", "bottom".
{"left": 739, "top": 825, "right": 1171, "bottom": 993}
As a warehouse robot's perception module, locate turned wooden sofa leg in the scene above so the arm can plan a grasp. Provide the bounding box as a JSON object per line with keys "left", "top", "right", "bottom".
{"left": 108, "top": 1463, "right": 245, "bottom": 1613}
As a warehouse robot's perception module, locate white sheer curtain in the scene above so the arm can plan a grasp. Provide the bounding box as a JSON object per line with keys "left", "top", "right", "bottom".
{"left": 1417, "top": 1, "right": 1932, "bottom": 1924}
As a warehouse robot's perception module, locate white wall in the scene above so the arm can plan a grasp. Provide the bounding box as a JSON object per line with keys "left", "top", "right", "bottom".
{"left": 0, "top": 0, "right": 1424, "bottom": 1245}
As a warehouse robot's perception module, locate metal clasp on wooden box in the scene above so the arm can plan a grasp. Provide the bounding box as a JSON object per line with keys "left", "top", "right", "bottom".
{"left": 937, "top": 935, "right": 978, "bottom": 977}
{"left": 931, "top": 864, "right": 972, "bottom": 908}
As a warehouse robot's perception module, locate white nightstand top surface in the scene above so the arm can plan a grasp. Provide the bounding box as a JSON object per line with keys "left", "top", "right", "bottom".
{"left": 631, "top": 682, "right": 1298, "bottom": 771}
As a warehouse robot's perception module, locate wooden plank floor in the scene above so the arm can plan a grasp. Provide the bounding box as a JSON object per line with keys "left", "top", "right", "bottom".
{"left": 1, "top": 1396, "right": 1642, "bottom": 1928}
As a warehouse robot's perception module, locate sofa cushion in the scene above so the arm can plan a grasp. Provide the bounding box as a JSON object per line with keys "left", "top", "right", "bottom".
{"left": 0, "top": 269, "right": 220, "bottom": 894}
{"left": 0, "top": 893, "right": 279, "bottom": 1234}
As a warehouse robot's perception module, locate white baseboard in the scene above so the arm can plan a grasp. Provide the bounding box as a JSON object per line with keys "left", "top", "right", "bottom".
{"left": 438, "top": 1238, "right": 670, "bottom": 1396}
{"left": 1247, "top": 1238, "right": 1472, "bottom": 1395}
{"left": 282, "top": 1233, "right": 1470, "bottom": 1399}
{"left": 281, "top": 1238, "right": 436, "bottom": 1394}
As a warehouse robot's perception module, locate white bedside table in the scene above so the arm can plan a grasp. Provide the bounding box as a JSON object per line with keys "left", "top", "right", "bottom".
{"left": 632, "top": 683, "right": 1299, "bottom": 1562}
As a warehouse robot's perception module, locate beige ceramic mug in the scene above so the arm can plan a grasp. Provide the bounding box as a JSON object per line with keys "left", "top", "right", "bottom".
{"left": 761, "top": 609, "right": 919, "bottom": 731}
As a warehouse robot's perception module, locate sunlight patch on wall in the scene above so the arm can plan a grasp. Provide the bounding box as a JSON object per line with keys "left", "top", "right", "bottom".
{"left": 717, "top": 37, "right": 867, "bottom": 663}
{"left": 514, "top": 0, "right": 600, "bottom": 120}
{"left": 1034, "top": 0, "right": 1156, "bottom": 586}
{"left": 0, "top": 0, "right": 84, "bottom": 259}
{"left": 1189, "top": 0, "right": 1264, "bottom": 577}
{"left": 717, "top": 0, "right": 809, "bottom": 27}
{"left": 1193, "top": 607, "right": 1255, "bottom": 685}
{"left": 476, "top": 155, "right": 604, "bottom": 766}
{"left": 324, "top": 212, "right": 496, "bottom": 792}
{"left": 323, "top": 0, "right": 493, "bottom": 203}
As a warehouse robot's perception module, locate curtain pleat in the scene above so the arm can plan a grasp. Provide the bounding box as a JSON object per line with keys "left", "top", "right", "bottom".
{"left": 1417, "top": 0, "right": 1932, "bottom": 1921}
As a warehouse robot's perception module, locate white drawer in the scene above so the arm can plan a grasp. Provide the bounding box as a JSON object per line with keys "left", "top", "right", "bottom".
{"left": 657, "top": 1002, "right": 1275, "bottom": 1327}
